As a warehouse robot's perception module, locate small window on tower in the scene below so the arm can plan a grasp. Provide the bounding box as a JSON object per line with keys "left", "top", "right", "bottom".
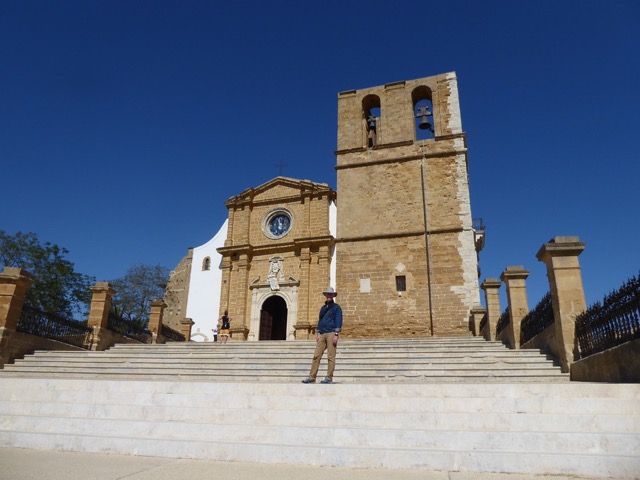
{"left": 202, "top": 257, "right": 211, "bottom": 271}
{"left": 396, "top": 275, "right": 407, "bottom": 292}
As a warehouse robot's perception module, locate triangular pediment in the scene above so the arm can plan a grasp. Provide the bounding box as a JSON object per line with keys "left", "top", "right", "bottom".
{"left": 226, "top": 176, "right": 334, "bottom": 207}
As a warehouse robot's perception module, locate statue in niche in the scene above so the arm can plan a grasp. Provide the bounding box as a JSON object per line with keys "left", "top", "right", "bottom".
{"left": 267, "top": 257, "right": 285, "bottom": 291}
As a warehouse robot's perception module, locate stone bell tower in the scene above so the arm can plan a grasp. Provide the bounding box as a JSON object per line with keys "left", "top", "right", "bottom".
{"left": 335, "top": 72, "right": 481, "bottom": 337}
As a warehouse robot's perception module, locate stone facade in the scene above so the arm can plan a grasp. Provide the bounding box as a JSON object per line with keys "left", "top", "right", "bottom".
{"left": 335, "top": 72, "right": 480, "bottom": 337}
{"left": 217, "top": 177, "right": 336, "bottom": 341}
{"left": 167, "top": 72, "right": 482, "bottom": 341}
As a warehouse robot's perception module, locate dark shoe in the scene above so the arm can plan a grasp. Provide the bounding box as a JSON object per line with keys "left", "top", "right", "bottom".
{"left": 320, "top": 378, "right": 333, "bottom": 384}
{"left": 302, "top": 377, "right": 315, "bottom": 384}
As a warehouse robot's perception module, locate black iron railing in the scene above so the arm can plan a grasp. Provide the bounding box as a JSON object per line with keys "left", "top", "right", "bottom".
{"left": 520, "top": 291, "right": 553, "bottom": 345}
{"left": 575, "top": 274, "right": 640, "bottom": 358}
{"left": 107, "top": 311, "right": 152, "bottom": 344}
{"left": 495, "top": 307, "right": 510, "bottom": 336}
{"left": 17, "top": 305, "right": 92, "bottom": 349}
{"left": 161, "top": 324, "right": 186, "bottom": 342}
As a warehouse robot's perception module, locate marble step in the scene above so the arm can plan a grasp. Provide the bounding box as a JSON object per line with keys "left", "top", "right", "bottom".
{"left": 0, "top": 378, "right": 638, "bottom": 478}
{"left": 2, "top": 338, "right": 567, "bottom": 382}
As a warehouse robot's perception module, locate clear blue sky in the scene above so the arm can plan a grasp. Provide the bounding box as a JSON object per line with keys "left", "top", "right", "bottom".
{"left": 2, "top": 1, "right": 639, "bottom": 311}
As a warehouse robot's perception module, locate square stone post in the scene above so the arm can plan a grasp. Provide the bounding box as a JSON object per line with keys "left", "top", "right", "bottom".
{"left": 536, "top": 236, "right": 587, "bottom": 373}
{"left": 180, "top": 317, "right": 194, "bottom": 341}
{"left": 480, "top": 279, "right": 502, "bottom": 341}
{"left": 87, "top": 282, "right": 115, "bottom": 351}
{"left": 148, "top": 298, "right": 167, "bottom": 344}
{"left": 469, "top": 306, "right": 487, "bottom": 337}
{"left": 500, "top": 266, "right": 530, "bottom": 349}
{"left": 0, "top": 267, "right": 33, "bottom": 368}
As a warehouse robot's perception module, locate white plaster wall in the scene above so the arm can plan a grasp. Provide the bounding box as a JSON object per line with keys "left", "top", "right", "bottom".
{"left": 185, "top": 219, "right": 228, "bottom": 342}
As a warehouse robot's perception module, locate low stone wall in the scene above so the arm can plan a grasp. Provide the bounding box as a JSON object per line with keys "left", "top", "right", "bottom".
{"left": 496, "top": 328, "right": 510, "bottom": 348}
{"left": 2, "top": 330, "right": 85, "bottom": 365}
{"left": 521, "top": 325, "right": 559, "bottom": 361}
{"left": 91, "top": 327, "right": 143, "bottom": 351}
{"left": 571, "top": 338, "right": 640, "bottom": 383}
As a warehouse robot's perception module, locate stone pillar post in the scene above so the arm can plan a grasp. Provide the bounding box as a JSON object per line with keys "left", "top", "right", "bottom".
{"left": 0, "top": 267, "right": 33, "bottom": 368}
{"left": 500, "top": 266, "right": 530, "bottom": 349}
{"left": 180, "top": 317, "right": 194, "bottom": 341}
{"left": 87, "top": 282, "right": 115, "bottom": 351}
{"left": 536, "top": 236, "right": 587, "bottom": 372}
{"left": 148, "top": 298, "right": 167, "bottom": 344}
{"left": 469, "top": 306, "right": 487, "bottom": 337}
{"left": 480, "top": 279, "right": 502, "bottom": 341}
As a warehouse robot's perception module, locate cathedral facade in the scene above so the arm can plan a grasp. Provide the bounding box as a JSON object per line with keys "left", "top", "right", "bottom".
{"left": 165, "top": 72, "right": 483, "bottom": 340}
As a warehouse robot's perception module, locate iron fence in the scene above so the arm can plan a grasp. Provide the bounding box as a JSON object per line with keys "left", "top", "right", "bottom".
{"left": 107, "top": 311, "right": 152, "bottom": 344}
{"left": 17, "top": 305, "right": 92, "bottom": 349}
{"left": 495, "top": 307, "right": 510, "bottom": 336}
{"left": 161, "top": 324, "right": 186, "bottom": 342}
{"left": 575, "top": 274, "right": 640, "bottom": 358}
{"left": 520, "top": 291, "right": 553, "bottom": 345}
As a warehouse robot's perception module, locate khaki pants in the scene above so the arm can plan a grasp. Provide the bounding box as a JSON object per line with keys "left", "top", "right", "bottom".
{"left": 308, "top": 332, "right": 337, "bottom": 380}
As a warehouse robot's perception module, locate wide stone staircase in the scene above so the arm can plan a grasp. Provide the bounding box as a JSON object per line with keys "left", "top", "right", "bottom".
{"left": 1, "top": 337, "right": 568, "bottom": 383}
{"left": 1, "top": 338, "right": 639, "bottom": 478}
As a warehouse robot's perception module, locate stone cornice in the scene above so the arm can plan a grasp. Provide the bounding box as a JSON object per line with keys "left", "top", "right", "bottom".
{"left": 335, "top": 149, "right": 467, "bottom": 170}
{"left": 334, "top": 133, "right": 466, "bottom": 159}
{"left": 536, "top": 236, "right": 586, "bottom": 262}
{"left": 500, "top": 266, "right": 530, "bottom": 282}
{"left": 218, "top": 236, "right": 335, "bottom": 257}
{"left": 481, "top": 278, "right": 502, "bottom": 290}
{"left": 293, "top": 235, "right": 335, "bottom": 249}
{"left": 336, "top": 227, "right": 466, "bottom": 243}
{"left": 216, "top": 244, "right": 253, "bottom": 256}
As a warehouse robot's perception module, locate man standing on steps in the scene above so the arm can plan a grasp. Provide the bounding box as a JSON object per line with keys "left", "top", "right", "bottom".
{"left": 302, "top": 287, "right": 343, "bottom": 384}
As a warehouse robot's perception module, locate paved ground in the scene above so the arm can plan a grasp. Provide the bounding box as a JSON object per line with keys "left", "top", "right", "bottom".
{"left": 0, "top": 447, "right": 615, "bottom": 480}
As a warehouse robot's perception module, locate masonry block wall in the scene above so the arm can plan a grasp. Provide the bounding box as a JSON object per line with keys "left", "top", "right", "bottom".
{"left": 335, "top": 72, "right": 480, "bottom": 337}
{"left": 163, "top": 250, "right": 193, "bottom": 331}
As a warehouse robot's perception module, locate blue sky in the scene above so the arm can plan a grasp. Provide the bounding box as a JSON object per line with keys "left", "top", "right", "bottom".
{"left": 2, "top": 1, "right": 639, "bottom": 311}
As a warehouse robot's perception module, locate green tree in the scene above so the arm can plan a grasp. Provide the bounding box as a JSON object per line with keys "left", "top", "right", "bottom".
{"left": 0, "top": 230, "right": 95, "bottom": 318}
{"left": 110, "top": 264, "right": 170, "bottom": 326}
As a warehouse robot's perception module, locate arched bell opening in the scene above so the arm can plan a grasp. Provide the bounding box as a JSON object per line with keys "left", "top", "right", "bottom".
{"left": 259, "top": 295, "right": 288, "bottom": 340}
{"left": 362, "top": 94, "right": 381, "bottom": 148}
{"left": 412, "top": 86, "right": 435, "bottom": 141}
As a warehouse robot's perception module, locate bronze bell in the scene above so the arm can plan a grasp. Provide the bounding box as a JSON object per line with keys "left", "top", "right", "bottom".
{"left": 416, "top": 105, "right": 433, "bottom": 131}
{"left": 367, "top": 114, "right": 377, "bottom": 131}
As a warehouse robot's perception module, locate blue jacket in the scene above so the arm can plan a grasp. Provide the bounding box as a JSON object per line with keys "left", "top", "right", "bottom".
{"left": 316, "top": 301, "right": 343, "bottom": 334}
